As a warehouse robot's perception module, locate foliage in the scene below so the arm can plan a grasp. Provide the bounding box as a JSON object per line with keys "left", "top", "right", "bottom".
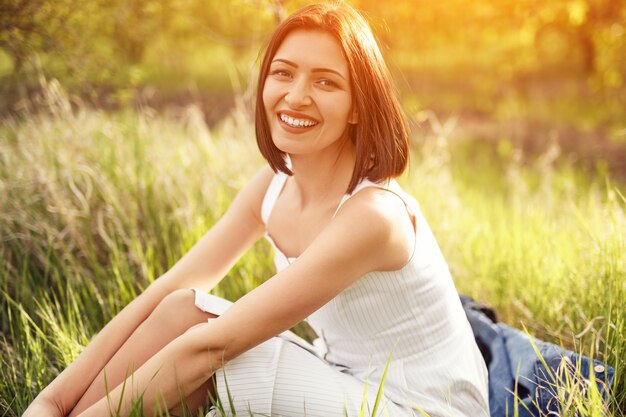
{"left": 1, "top": 0, "right": 624, "bottom": 117}
{"left": 357, "top": 0, "right": 625, "bottom": 74}
{"left": 0, "top": 0, "right": 79, "bottom": 71}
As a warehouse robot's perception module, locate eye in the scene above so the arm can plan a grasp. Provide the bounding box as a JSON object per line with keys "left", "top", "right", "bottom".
{"left": 269, "top": 69, "right": 291, "bottom": 79}
{"left": 318, "top": 79, "right": 339, "bottom": 88}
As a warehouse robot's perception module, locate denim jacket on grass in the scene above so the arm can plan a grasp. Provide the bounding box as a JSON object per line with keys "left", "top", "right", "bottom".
{"left": 460, "top": 296, "right": 615, "bottom": 417}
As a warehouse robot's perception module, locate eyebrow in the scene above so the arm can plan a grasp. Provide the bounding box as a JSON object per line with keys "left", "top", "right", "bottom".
{"left": 271, "top": 59, "right": 347, "bottom": 80}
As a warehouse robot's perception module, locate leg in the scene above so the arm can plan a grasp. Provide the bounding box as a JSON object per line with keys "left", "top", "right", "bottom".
{"left": 69, "top": 289, "right": 215, "bottom": 417}
{"left": 169, "top": 323, "right": 219, "bottom": 417}
{"left": 211, "top": 338, "right": 409, "bottom": 417}
{"left": 169, "top": 378, "right": 214, "bottom": 417}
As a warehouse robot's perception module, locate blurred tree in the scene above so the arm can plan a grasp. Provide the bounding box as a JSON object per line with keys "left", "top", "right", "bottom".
{"left": 0, "top": 0, "right": 78, "bottom": 71}
{"left": 531, "top": 0, "right": 625, "bottom": 74}
{"left": 108, "top": 0, "right": 173, "bottom": 63}
{"left": 579, "top": 0, "right": 624, "bottom": 73}
{"left": 186, "top": 0, "right": 278, "bottom": 50}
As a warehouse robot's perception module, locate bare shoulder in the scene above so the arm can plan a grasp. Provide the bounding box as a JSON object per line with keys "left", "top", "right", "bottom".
{"left": 333, "top": 186, "right": 416, "bottom": 271}
{"left": 230, "top": 165, "right": 276, "bottom": 223}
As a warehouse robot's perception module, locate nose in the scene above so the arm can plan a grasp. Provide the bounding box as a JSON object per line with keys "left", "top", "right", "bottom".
{"left": 284, "top": 77, "right": 312, "bottom": 108}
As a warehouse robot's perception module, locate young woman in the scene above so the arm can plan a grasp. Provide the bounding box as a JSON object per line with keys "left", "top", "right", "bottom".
{"left": 24, "top": 3, "right": 489, "bottom": 417}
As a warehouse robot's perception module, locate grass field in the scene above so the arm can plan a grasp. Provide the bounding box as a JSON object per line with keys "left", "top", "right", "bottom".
{"left": 1, "top": 83, "right": 624, "bottom": 416}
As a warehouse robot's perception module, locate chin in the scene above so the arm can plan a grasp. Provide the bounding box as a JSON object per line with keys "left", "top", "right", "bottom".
{"left": 271, "top": 134, "right": 302, "bottom": 154}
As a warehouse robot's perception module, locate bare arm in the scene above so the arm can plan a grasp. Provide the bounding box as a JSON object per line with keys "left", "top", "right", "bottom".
{"left": 22, "top": 166, "right": 274, "bottom": 417}
{"left": 74, "top": 188, "right": 415, "bottom": 417}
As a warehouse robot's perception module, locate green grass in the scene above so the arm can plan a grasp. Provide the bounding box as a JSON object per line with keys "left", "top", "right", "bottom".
{"left": 0, "top": 83, "right": 624, "bottom": 416}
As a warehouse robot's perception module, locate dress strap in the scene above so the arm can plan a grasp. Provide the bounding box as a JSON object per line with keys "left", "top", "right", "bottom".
{"left": 332, "top": 179, "right": 392, "bottom": 217}
{"left": 332, "top": 179, "right": 419, "bottom": 220}
{"left": 261, "top": 171, "right": 289, "bottom": 225}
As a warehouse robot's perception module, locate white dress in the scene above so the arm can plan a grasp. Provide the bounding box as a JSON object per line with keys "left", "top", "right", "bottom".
{"left": 193, "top": 172, "right": 489, "bottom": 417}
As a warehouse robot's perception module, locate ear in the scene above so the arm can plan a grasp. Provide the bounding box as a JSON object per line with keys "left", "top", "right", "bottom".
{"left": 348, "top": 106, "right": 359, "bottom": 125}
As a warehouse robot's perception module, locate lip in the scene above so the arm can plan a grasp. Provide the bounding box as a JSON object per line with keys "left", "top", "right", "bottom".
{"left": 277, "top": 110, "right": 320, "bottom": 124}
{"left": 276, "top": 110, "right": 320, "bottom": 133}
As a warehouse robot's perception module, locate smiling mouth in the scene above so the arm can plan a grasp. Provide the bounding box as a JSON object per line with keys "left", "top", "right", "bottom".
{"left": 279, "top": 113, "right": 319, "bottom": 128}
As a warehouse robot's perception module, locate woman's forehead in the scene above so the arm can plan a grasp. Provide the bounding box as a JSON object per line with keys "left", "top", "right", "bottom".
{"left": 272, "top": 29, "right": 349, "bottom": 76}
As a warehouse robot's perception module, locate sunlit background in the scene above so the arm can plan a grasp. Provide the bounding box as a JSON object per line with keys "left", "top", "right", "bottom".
{"left": 1, "top": 0, "right": 625, "bottom": 173}
{"left": 1, "top": 1, "right": 625, "bottom": 416}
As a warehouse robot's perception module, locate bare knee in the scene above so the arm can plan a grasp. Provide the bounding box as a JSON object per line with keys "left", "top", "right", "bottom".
{"left": 154, "top": 289, "right": 193, "bottom": 314}
{"left": 151, "top": 289, "right": 211, "bottom": 328}
{"left": 160, "top": 288, "right": 195, "bottom": 308}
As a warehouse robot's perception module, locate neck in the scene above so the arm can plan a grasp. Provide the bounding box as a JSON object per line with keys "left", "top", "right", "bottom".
{"left": 288, "top": 139, "right": 356, "bottom": 208}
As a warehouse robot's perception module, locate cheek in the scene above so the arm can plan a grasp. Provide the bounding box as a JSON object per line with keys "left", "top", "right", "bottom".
{"left": 326, "top": 95, "right": 352, "bottom": 123}
{"left": 262, "top": 79, "right": 278, "bottom": 111}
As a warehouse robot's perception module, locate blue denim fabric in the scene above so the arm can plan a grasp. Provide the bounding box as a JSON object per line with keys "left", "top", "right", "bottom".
{"left": 460, "top": 296, "right": 615, "bottom": 417}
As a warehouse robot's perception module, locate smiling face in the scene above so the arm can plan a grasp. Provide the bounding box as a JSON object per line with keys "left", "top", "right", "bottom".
{"left": 256, "top": 4, "right": 409, "bottom": 193}
{"left": 262, "top": 29, "right": 357, "bottom": 157}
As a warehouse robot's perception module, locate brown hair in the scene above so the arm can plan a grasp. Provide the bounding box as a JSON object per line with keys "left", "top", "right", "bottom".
{"left": 255, "top": 2, "right": 409, "bottom": 193}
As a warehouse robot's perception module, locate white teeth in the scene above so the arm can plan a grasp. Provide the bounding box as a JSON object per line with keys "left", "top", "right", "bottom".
{"left": 280, "top": 113, "right": 317, "bottom": 128}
